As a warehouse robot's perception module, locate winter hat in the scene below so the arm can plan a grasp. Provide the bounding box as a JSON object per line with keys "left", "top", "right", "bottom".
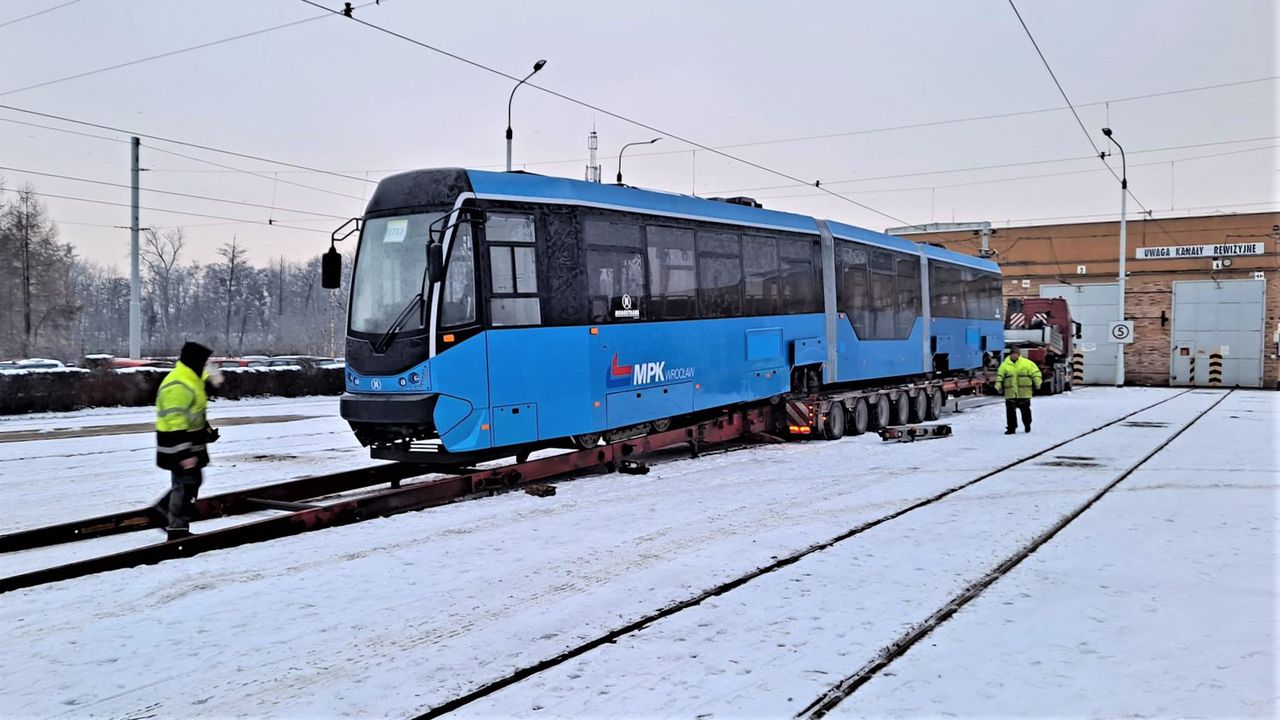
{"left": 179, "top": 341, "right": 213, "bottom": 370}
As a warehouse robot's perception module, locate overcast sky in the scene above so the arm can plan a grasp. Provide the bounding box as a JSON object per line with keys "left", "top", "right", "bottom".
{"left": 0, "top": 0, "right": 1275, "bottom": 268}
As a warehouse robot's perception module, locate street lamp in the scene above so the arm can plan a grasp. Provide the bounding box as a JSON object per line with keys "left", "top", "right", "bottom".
{"left": 616, "top": 137, "right": 661, "bottom": 184}
{"left": 506, "top": 59, "right": 547, "bottom": 172}
{"left": 1102, "top": 127, "right": 1127, "bottom": 387}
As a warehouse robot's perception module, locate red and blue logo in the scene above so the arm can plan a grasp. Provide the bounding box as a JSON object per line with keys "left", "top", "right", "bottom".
{"left": 607, "top": 353, "right": 689, "bottom": 388}
{"left": 607, "top": 354, "right": 635, "bottom": 388}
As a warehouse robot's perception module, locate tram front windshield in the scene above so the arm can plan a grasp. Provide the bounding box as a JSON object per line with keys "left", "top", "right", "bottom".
{"left": 349, "top": 212, "right": 445, "bottom": 335}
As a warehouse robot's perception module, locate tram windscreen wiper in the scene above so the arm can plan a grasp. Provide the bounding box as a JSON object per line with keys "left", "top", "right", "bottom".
{"left": 371, "top": 292, "right": 424, "bottom": 354}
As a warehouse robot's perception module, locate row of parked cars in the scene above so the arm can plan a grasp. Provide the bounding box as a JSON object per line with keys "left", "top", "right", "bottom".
{"left": 210, "top": 355, "right": 344, "bottom": 370}
{"left": 2, "top": 355, "right": 344, "bottom": 372}
{"left": 0, "top": 358, "right": 73, "bottom": 370}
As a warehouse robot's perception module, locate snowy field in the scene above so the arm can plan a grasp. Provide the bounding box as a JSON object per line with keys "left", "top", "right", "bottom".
{"left": 0, "top": 388, "right": 1274, "bottom": 718}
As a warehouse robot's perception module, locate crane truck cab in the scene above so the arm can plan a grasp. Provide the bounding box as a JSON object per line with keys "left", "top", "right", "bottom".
{"left": 1004, "top": 297, "right": 1082, "bottom": 395}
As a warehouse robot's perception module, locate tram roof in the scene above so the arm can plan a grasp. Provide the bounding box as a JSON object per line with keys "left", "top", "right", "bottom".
{"left": 371, "top": 168, "right": 997, "bottom": 273}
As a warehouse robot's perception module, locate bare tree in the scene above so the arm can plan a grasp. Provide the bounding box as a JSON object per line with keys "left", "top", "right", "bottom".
{"left": 216, "top": 237, "right": 249, "bottom": 350}
{"left": 1, "top": 180, "right": 361, "bottom": 360}
{"left": 141, "top": 227, "right": 185, "bottom": 349}
{"left": 0, "top": 187, "right": 72, "bottom": 357}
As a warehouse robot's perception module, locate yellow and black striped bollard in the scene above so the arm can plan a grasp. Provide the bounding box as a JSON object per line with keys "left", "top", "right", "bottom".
{"left": 1071, "top": 350, "right": 1084, "bottom": 385}
{"left": 1208, "top": 352, "right": 1223, "bottom": 387}
{"left": 1189, "top": 354, "right": 1197, "bottom": 385}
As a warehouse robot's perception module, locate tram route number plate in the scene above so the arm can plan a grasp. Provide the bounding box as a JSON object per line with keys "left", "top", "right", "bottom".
{"left": 1108, "top": 321, "right": 1134, "bottom": 344}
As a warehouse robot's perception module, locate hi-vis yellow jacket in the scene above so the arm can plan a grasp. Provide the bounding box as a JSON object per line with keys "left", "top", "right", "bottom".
{"left": 995, "top": 355, "right": 1043, "bottom": 400}
{"left": 155, "top": 361, "right": 209, "bottom": 470}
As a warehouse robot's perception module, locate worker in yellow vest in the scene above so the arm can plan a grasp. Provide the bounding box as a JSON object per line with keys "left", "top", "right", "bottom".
{"left": 155, "top": 341, "right": 220, "bottom": 539}
{"left": 995, "top": 347, "right": 1043, "bottom": 435}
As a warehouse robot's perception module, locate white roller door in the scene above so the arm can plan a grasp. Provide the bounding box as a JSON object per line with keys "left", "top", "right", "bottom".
{"left": 1039, "top": 283, "right": 1118, "bottom": 385}
{"left": 1170, "top": 279, "right": 1265, "bottom": 387}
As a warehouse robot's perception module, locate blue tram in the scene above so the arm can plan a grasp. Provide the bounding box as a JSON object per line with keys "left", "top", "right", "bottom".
{"left": 325, "top": 168, "right": 1003, "bottom": 459}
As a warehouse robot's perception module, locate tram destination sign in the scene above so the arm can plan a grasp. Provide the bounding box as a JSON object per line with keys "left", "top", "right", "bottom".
{"left": 1135, "top": 242, "right": 1264, "bottom": 260}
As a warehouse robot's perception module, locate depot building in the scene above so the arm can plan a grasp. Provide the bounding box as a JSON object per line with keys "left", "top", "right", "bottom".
{"left": 906, "top": 212, "right": 1279, "bottom": 389}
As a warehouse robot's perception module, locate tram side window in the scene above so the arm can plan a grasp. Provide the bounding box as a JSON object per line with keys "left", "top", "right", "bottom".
{"left": 868, "top": 250, "right": 897, "bottom": 339}
{"left": 963, "top": 269, "right": 985, "bottom": 319}
{"left": 585, "top": 219, "right": 645, "bottom": 322}
{"left": 895, "top": 255, "right": 921, "bottom": 337}
{"left": 697, "top": 231, "right": 743, "bottom": 318}
{"left": 441, "top": 221, "right": 476, "bottom": 326}
{"left": 487, "top": 213, "right": 536, "bottom": 244}
{"left": 646, "top": 226, "right": 697, "bottom": 320}
{"left": 779, "top": 237, "right": 821, "bottom": 314}
{"left": 742, "top": 236, "right": 781, "bottom": 316}
{"left": 487, "top": 212, "right": 540, "bottom": 326}
{"left": 986, "top": 273, "right": 1004, "bottom": 320}
{"left": 836, "top": 244, "right": 871, "bottom": 338}
{"left": 930, "top": 263, "right": 964, "bottom": 319}
{"left": 967, "top": 271, "right": 1001, "bottom": 320}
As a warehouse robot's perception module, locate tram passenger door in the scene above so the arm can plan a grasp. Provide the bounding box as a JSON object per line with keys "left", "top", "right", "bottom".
{"left": 435, "top": 218, "right": 492, "bottom": 445}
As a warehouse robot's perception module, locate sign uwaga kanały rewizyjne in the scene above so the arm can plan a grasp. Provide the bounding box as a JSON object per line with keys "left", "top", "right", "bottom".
{"left": 1134, "top": 242, "right": 1264, "bottom": 260}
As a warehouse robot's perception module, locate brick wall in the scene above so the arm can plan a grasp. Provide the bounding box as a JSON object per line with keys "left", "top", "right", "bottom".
{"left": 1005, "top": 272, "right": 1279, "bottom": 387}
{"left": 921, "top": 212, "right": 1280, "bottom": 388}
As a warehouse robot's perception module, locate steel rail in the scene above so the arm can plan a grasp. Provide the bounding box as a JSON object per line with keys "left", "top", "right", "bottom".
{"left": 0, "top": 409, "right": 769, "bottom": 595}
{"left": 0, "top": 462, "right": 426, "bottom": 554}
{"left": 798, "top": 388, "right": 1232, "bottom": 718}
{"left": 409, "top": 388, "right": 1197, "bottom": 719}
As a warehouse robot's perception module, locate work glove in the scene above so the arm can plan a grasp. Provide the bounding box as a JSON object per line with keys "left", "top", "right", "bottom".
{"left": 205, "top": 425, "right": 220, "bottom": 444}
{"left": 205, "top": 366, "right": 225, "bottom": 389}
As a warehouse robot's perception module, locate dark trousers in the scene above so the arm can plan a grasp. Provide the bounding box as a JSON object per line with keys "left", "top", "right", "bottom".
{"left": 1005, "top": 399, "right": 1032, "bottom": 431}
{"left": 162, "top": 468, "right": 203, "bottom": 531}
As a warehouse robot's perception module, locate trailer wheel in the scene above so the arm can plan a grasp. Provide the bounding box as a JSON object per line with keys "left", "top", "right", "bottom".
{"left": 891, "top": 393, "right": 911, "bottom": 425}
{"left": 850, "top": 398, "right": 870, "bottom": 436}
{"left": 870, "top": 395, "right": 890, "bottom": 430}
{"left": 909, "top": 391, "right": 929, "bottom": 424}
{"left": 822, "top": 402, "right": 846, "bottom": 441}
{"left": 925, "top": 389, "right": 943, "bottom": 421}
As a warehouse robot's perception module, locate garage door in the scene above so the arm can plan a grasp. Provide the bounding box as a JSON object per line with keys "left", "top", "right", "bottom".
{"left": 1040, "top": 283, "right": 1118, "bottom": 385}
{"left": 1170, "top": 279, "right": 1265, "bottom": 388}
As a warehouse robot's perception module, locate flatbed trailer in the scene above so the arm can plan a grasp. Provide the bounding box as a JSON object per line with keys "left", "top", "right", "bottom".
{"left": 373, "top": 371, "right": 996, "bottom": 465}
{"left": 778, "top": 373, "right": 994, "bottom": 440}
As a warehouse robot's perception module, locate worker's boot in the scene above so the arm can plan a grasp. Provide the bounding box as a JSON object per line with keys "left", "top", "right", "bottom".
{"left": 1004, "top": 428, "right": 1016, "bottom": 435}
{"left": 1024, "top": 423, "right": 1032, "bottom": 433}
{"left": 166, "top": 527, "right": 192, "bottom": 541}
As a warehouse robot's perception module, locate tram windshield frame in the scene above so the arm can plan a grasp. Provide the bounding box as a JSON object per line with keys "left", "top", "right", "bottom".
{"left": 348, "top": 210, "right": 447, "bottom": 336}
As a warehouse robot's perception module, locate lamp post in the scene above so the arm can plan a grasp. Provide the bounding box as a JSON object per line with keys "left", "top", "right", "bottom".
{"left": 506, "top": 59, "right": 546, "bottom": 172}
{"left": 1102, "top": 127, "right": 1127, "bottom": 387}
{"left": 616, "top": 137, "right": 661, "bottom": 184}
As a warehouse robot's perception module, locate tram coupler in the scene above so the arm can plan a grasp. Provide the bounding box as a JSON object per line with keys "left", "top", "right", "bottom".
{"left": 878, "top": 423, "right": 953, "bottom": 443}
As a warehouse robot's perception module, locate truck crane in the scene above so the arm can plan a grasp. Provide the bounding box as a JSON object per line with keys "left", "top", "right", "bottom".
{"left": 1004, "top": 297, "right": 1082, "bottom": 395}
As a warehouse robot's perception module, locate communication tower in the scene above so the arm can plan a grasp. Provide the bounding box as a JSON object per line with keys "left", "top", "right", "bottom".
{"left": 585, "top": 130, "right": 601, "bottom": 183}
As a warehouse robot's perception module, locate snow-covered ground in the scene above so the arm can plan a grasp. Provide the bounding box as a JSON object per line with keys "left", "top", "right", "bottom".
{"left": 0, "top": 396, "right": 364, "bottom": 534}
{"left": 0, "top": 388, "right": 1273, "bottom": 718}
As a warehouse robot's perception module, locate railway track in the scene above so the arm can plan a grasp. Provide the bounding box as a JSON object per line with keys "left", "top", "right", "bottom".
{"left": 796, "top": 388, "right": 1233, "bottom": 718}
{"left": 0, "top": 408, "right": 772, "bottom": 595}
{"left": 409, "top": 388, "right": 1205, "bottom": 719}
{"left": 1, "top": 375, "right": 996, "bottom": 595}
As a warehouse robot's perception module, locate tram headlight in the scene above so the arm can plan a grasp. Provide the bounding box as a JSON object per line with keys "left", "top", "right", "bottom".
{"left": 409, "top": 372, "right": 420, "bottom": 384}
